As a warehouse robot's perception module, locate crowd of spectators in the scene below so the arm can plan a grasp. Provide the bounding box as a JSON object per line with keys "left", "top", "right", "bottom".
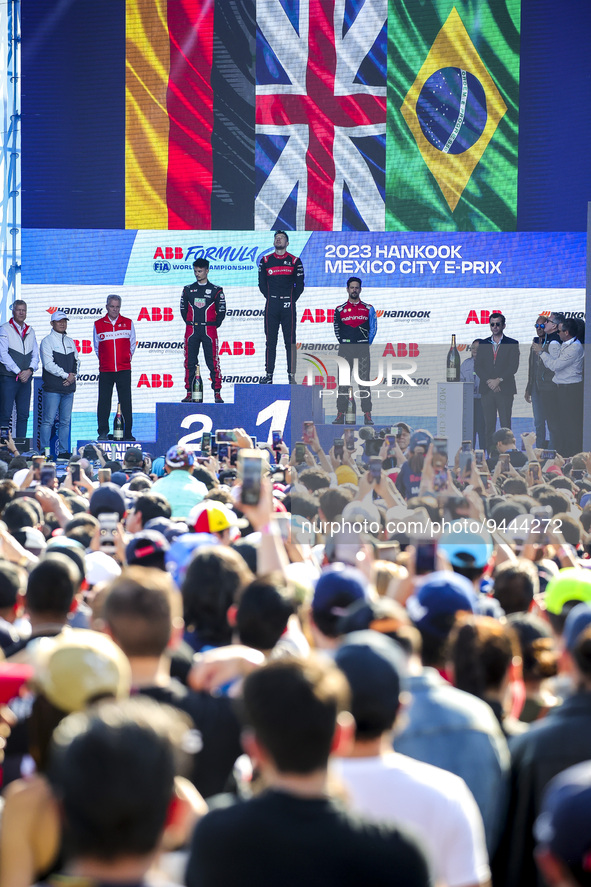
{"left": 1, "top": 422, "right": 591, "bottom": 886}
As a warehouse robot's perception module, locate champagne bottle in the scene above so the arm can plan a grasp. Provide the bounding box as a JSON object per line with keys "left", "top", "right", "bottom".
{"left": 345, "top": 386, "right": 356, "bottom": 425}
{"left": 446, "top": 334, "right": 460, "bottom": 382}
{"left": 113, "top": 403, "right": 124, "bottom": 440}
{"left": 192, "top": 365, "right": 204, "bottom": 403}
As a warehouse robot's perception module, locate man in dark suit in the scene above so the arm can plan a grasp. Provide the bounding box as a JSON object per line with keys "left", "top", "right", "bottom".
{"left": 474, "top": 313, "right": 520, "bottom": 454}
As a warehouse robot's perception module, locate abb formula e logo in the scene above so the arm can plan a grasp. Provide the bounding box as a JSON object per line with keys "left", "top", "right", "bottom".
{"left": 137, "top": 308, "right": 174, "bottom": 321}
{"left": 154, "top": 248, "right": 184, "bottom": 260}
{"left": 382, "top": 343, "right": 419, "bottom": 357}
{"left": 465, "top": 310, "right": 503, "bottom": 324}
{"left": 300, "top": 309, "right": 335, "bottom": 324}
{"left": 137, "top": 374, "right": 174, "bottom": 388}
{"left": 73, "top": 340, "right": 93, "bottom": 354}
{"left": 219, "top": 342, "right": 255, "bottom": 356}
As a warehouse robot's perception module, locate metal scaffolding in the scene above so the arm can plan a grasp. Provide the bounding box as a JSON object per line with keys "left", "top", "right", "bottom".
{"left": 1, "top": 0, "right": 20, "bottom": 324}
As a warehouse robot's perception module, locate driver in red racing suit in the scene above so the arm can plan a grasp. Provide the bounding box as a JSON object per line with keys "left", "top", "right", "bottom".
{"left": 180, "top": 258, "right": 226, "bottom": 403}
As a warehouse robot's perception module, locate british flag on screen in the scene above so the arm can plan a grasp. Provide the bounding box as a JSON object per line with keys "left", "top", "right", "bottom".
{"left": 255, "top": 0, "right": 387, "bottom": 231}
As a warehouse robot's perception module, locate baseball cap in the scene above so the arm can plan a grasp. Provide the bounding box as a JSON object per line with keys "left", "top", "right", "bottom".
{"left": 110, "top": 471, "right": 128, "bottom": 487}
{"left": 89, "top": 483, "right": 126, "bottom": 519}
{"left": 337, "top": 596, "right": 410, "bottom": 638}
{"left": 535, "top": 761, "right": 591, "bottom": 874}
{"left": 50, "top": 310, "right": 68, "bottom": 322}
{"left": 124, "top": 447, "right": 144, "bottom": 465}
{"left": 563, "top": 602, "right": 591, "bottom": 652}
{"left": 12, "top": 467, "right": 31, "bottom": 487}
{"left": 312, "top": 565, "right": 369, "bottom": 623}
{"left": 544, "top": 569, "right": 591, "bottom": 616}
{"left": 439, "top": 527, "right": 494, "bottom": 569}
{"left": 165, "top": 445, "right": 194, "bottom": 469}
{"left": 21, "top": 526, "right": 47, "bottom": 556}
{"left": 406, "top": 571, "right": 477, "bottom": 637}
{"left": 341, "top": 500, "right": 381, "bottom": 537}
{"left": 335, "top": 631, "right": 407, "bottom": 733}
{"left": 507, "top": 611, "right": 554, "bottom": 647}
{"left": 125, "top": 529, "right": 169, "bottom": 568}
{"left": 144, "top": 516, "right": 189, "bottom": 543}
{"left": 165, "top": 533, "right": 219, "bottom": 588}
{"left": 189, "top": 501, "right": 244, "bottom": 534}
{"left": 30, "top": 629, "right": 131, "bottom": 713}
{"left": 335, "top": 465, "right": 359, "bottom": 486}
{"left": 409, "top": 429, "right": 433, "bottom": 452}
{"left": 85, "top": 550, "right": 122, "bottom": 586}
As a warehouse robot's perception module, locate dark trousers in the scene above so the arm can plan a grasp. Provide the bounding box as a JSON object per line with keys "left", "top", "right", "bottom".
{"left": 555, "top": 382, "right": 584, "bottom": 457}
{"left": 184, "top": 326, "right": 222, "bottom": 392}
{"left": 0, "top": 375, "right": 32, "bottom": 437}
{"left": 97, "top": 370, "right": 132, "bottom": 438}
{"left": 481, "top": 390, "right": 514, "bottom": 453}
{"left": 539, "top": 385, "right": 561, "bottom": 451}
{"left": 473, "top": 397, "right": 486, "bottom": 450}
{"left": 336, "top": 344, "right": 373, "bottom": 413}
{"left": 531, "top": 385, "right": 548, "bottom": 449}
{"left": 264, "top": 299, "right": 296, "bottom": 376}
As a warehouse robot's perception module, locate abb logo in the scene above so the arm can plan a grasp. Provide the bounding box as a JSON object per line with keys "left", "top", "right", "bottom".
{"left": 465, "top": 310, "right": 503, "bottom": 324}
{"left": 219, "top": 341, "right": 255, "bottom": 355}
{"left": 153, "top": 247, "right": 184, "bottom": 260}
{"left": 73, "top": 339, "right": 93, "bottom": 354}
{"left": 137, "top": 307, "right": 174, "bottom": 322}
{"left": 303, "top": 375, "right": 337, "bottom": 389}
{"left": 382, "top": 343, "right": 419, "bottom": 357}
{"left": 300, "top": 308, "right": 335, "bottom": 324}
{"left": 137, "top": 374, "right": 174, "bottom": 388}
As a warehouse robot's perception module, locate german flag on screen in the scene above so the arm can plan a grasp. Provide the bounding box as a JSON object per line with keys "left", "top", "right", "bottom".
{"left": 126, "top": 0, "right": 255, "bottom": 229}
{"left": 21, "top": 0, "right": 255, "bottom": 231}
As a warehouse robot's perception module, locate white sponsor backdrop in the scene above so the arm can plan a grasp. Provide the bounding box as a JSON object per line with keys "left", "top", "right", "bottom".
{"left": 23, "top": 284, "right": 585, "bottom": 417}
{"left": 21, "top": 283, "right": 584, "bottom": 421}
{"left": 19, "top": 230, "right": 585, "bottom": 439}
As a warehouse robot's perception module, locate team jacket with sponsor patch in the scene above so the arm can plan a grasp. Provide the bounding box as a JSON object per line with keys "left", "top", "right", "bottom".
{"left": 93, "top": 315, "right": 136, "bottom": 372}
{"left": 333, "top": 300, "right": 377, "bottom": 344}
{"left": 180, "top": 282, "right": 226, "bottom": 328}
{"left": 258, "top": 251, "right": 304, "bottom": 302}
{"left": 40, "top": 330, "right": 80, "bottom": 393}
{"left": 0, "top": 319, "right": 39, "bottom": 375}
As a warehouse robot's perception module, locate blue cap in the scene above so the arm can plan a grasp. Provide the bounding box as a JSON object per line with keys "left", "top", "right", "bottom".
{"left": 406, "top": 571, "right": 477, "bottom": 637}
{"left": 439, "top": 528, "right": 494, "bottom": 569}
{"left": 409, "top": 429, "right": 433, "bottom": 452}
{"left": 165, "top": 533, "right": 219, "bottom": 588}
{"left": 312, "top": 565, "right": 369, "bottom": 620}
{"left": 563, "top": 602, "right": 591, "bottom": 652}
{"left": 535, "top": 761, "right": 591, "bottom": 870}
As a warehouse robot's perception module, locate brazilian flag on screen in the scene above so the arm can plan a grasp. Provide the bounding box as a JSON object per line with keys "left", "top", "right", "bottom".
{"left": 386, "top": 1, "right": 520, "bottom": 231}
